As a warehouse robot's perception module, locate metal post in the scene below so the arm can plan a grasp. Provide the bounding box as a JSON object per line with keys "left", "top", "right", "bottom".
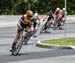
{"left": 28, "top": 0, "right": 30, "bottom": 10}
{"left": 64, "top": 0, "right": 67, "bottom": 40}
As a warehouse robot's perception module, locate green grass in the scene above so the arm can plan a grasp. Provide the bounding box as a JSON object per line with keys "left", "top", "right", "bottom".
{"left": 41, "top": 37, "right": 75, "bottom": 46}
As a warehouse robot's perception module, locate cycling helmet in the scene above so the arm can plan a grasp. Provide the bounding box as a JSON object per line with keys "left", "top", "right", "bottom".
{"left": 63, "top": 8, "right": 65, "bottom": 11}
{"left": 26, "top": 10, "right": 33, "bottom": 16}
{"left": 34, "top": 13, "right": 38, "bottom": 16}
{"left": 47, "top": 10, "right": 53, "bottom": 15}
{"left": 56, "top": 8, "right": 60, "bottom": 10}
{"left": 49, "top": 10, "right": 53, "bottom": 14}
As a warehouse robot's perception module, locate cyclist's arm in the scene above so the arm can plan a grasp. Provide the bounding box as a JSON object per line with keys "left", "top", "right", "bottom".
{"left": 38, "top": 16, "right": 41, "bottom": 22}
{"left": 17, "top": 16, "right": 24, "bottom": 27}
{"left": 17, "top": 21, "right": 20, "bottom": 26}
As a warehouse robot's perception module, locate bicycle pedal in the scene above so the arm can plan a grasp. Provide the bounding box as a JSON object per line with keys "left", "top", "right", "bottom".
{"left": 33, "top": 35, "right": 37, "bottom": 37}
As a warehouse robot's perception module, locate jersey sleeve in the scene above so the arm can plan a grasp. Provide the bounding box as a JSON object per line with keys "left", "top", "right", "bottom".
{"left": 19, "top": 15, "right": 24, "bottom": 22}
{"left": 21, "top": 15, "right": 24, "bottom": 20}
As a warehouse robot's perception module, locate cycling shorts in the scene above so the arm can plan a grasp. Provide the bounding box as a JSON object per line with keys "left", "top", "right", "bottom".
{"left": 47, "top": 16, "right": 54, "bottom": 21}
{"left": 17, "top": 22, "right": 32, "bottom": 33}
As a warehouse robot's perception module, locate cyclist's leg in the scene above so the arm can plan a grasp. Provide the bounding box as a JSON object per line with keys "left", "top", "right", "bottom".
{"left": 30, "top": 23, "right": 35, "bottom": 36}
{"left": 44, "top": 22, "right": 48, "bottom": 31}
{"left": 13, "top": 22, "right": 24, "bottom": 44}
{"left": 33, "top": 21, "right": 38, "bottom": 32}
{"left": 24, "top": 23, "right": 33, "bottom": 38}
{"left": 32, "top": 22, "right": 38, "bottom": 37}
{"left": 35, "top": 24, "right": 38, "bottom": 32}
{"left": 50, "top": 18, "right": 54, "bottom": 26}
{"left": 45, "top": 22, "right": 51, "bottom": 32}
{"left": 59, "top": 20, "right": 65, "bottom": 30}
{"left": 27, "top": 23, "right": 34, "bottom": 32}
{"left": 60, "top": 17, "right": 65, "bottom": 29}
{"left": 10, "top": 22, "right": 23, "bottom": 52}
{"left": 57, "top": 19, "right": 62, "bottom": 29}
{"left": 45, "top": 17, "right": 52, "bottom": 32}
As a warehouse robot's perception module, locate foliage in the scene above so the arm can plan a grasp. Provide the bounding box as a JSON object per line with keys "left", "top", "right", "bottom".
{"left": 0, "top": 0, "right": 75, "bottom": 15}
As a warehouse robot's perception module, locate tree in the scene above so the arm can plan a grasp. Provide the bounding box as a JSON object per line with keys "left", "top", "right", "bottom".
{"left": 0, "top": 0, "right": 75, "bottom": 15}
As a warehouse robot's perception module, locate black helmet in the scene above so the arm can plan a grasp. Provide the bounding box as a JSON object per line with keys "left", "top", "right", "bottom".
{"left": 48, "top": 10, "right": 53, "bottom": 15}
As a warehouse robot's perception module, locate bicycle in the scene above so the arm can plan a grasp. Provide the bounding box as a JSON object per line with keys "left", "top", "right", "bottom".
{"left": 53, "top": 18, "right": 65, "bottom": 30}
{"left": 11, "top": 29, "right": 33, "bottom": 56}
{"left": 40, "top": 18, "right": 52, "bottom": 34}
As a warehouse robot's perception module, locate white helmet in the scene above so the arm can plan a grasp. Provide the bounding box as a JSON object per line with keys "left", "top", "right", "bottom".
{"left": 34, "top": 13, "right": 38, "bottom": 16}
{"left": 56, "top": 8, "right": 60, "bottom": 10}
{"left": 63, "top": 8, "right": 65, "bottom": 11}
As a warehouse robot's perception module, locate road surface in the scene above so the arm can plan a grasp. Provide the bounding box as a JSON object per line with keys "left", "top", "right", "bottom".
{"left": 0, "top": 16, "right": 75, "bottom": 63}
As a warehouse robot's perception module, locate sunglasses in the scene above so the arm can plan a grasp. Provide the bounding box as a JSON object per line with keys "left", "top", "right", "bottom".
{"left": 28, "top": 16, "right": 33, "bottom": 18}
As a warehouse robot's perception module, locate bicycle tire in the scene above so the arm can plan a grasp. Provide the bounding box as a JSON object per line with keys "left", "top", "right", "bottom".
{"left": 11, "top": 36, "right": 24, "bottom": 56}
{"left": 40, "top": 26, "right": 44, "bottom": 34}
{"left": 40, "top": 23, "right": 47, "bottom": 34}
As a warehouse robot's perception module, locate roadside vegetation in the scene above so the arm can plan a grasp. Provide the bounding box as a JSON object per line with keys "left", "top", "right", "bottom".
{"left": 41, "top": 37, "right": 75, "bottom": 46}
{"left": 0, "top": 0, "right": 75, "bottom": 15}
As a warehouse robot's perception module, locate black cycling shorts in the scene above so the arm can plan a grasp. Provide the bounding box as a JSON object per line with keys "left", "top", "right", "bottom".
{"left": 17, "top": 22, "right": 31, "bottom": 33}
{"left": 47, "top": 16, "right": 54, "bottom": 21}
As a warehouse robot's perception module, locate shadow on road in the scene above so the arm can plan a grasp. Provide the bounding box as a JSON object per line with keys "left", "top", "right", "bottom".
{"left": 0, "top": 49, "right": 75, "bottom": 63}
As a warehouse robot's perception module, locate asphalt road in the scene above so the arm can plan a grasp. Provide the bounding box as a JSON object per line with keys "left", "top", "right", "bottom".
{"left": 0, "top": 16, "right": 75, "bottom": 63}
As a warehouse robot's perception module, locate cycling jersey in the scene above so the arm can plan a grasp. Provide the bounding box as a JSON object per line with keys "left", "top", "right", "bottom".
{"left": 61, "top": 11, "right": 65, "bottom": 21}
{"left": 32, "top": 16, "right": 38, "bottom": 23}
{"left": 47, "top": 10, "right": 54, "bottom": 21}
{"left": 21, "top": 14, "right": 32, "bottom": 24}
{"left": 54, "top": 10, "right": 62, "bottom": 17}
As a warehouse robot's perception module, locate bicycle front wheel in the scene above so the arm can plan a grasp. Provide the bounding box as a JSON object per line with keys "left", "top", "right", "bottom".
{"left": 12, "top": 36, "right": 24, "bottom": 56}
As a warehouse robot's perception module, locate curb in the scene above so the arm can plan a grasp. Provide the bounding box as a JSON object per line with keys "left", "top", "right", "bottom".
{"left": 36, "top": 40, "right": 75, "bottom": 49}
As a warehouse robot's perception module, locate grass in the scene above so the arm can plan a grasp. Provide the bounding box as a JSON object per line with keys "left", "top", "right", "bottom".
{"left": 41, "top": 37, "right": 75, "bottom": 46}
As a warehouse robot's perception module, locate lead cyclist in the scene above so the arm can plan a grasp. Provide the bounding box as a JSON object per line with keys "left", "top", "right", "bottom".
{"left": 10, "top": 10, "right": 34, "bottom": 52}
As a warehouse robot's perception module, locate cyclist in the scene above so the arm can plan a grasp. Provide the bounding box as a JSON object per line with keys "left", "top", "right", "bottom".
{"left": 54, "top": 7, "right": 62, "bottom": 17}
{"left": 58, "top": 8, "right": 65, "bottom": 29}
{"left": 10, "top": 10, "right": 34, "bottom": 52}
{"left": 32, "top": 12, "right": 41, "bottom": 32}
{"left": 43, "top": 10, "right": 54, "bottom": 33}
{"left": 61, "top": 8, "right": 65, "bottom": 21}
{"left": 54, "top": 7, "right": 63, "bottom": 29}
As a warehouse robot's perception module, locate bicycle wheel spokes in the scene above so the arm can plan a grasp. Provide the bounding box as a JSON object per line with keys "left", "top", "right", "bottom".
{"left": 12, "top": 36, "right": 23, "bottom": 56}
{"left": 14, "top": 41, "right": 22, "bottom": 56}
{"left": 40, "top": 25, "right": 45, "bottom": 34}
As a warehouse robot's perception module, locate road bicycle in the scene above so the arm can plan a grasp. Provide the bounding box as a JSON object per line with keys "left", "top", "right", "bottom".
{"left": 11, "top": 29, "right": 34, "bottom": 56}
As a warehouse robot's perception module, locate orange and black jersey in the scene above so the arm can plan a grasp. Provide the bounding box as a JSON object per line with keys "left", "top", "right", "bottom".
{"left": 20, "top": 15, "right": 32, "bottom": 24}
